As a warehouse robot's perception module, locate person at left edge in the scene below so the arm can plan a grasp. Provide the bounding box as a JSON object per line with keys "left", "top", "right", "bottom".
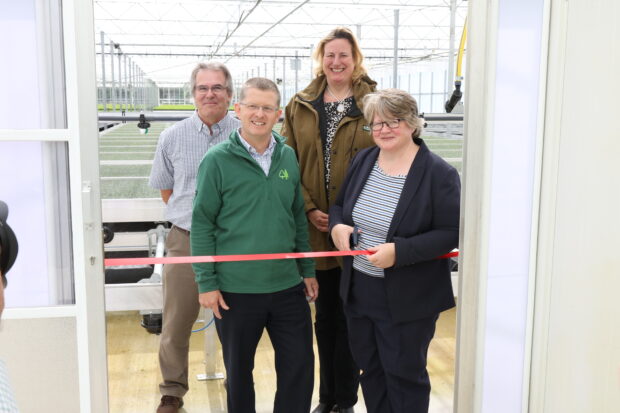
{"left": 149, "top": 62, "right": 240, "bottom": 413}
{"left": 191, "top": 77, "right": 318, "bottom": 413}
{"left": 1, "top": 200, "right": 21, "bottom": 412}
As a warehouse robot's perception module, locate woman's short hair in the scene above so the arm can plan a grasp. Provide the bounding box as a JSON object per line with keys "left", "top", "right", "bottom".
{"left": 189, "top": 62, "right": 234, "bottom": 97}
{"left": 362, "top": 89, "right": 424, "bottom": 139}
{"left": 313, "top": 27, "right": 367, "bottom": 83}
{"left": 239, "top": 77, "right": 281, "bottom": 107}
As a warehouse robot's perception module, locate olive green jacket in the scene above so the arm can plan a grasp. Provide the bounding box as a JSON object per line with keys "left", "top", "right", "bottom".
{"left": 281, "top": 74, "right": 377, "bottom": 270}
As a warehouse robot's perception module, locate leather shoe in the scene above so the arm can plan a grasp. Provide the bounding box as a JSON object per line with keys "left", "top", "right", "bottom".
{"left": 311, "top": 403, "right": 336, "bottom": 413}
{"left": 337, "top": 407, "right": 355, "bottom": 413}
{"left": 156, "top": 395, "right": 183, "bottom": 413}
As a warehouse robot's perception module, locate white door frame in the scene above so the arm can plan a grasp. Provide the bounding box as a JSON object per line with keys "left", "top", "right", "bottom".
{"left": 1, "top": 0, "right": 108, "bottom": 411}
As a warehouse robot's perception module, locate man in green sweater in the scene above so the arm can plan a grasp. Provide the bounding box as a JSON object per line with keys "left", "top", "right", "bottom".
{"left": 191, "top": 77, "right": 318, "bottom": 412}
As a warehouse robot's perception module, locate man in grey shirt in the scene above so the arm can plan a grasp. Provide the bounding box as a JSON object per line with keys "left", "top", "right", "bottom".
{"left": 149, "top": 62, "right": 240, "bottom": 413}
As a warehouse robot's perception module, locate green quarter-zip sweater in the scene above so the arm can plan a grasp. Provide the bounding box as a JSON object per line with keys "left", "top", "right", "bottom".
{"left": 191, "top": 130, "right": 315, "bottom": 294}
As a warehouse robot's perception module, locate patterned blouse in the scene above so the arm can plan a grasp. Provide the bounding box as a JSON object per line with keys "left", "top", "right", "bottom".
{"left": 323, "top": 96, "right": 354, "bottom": 196}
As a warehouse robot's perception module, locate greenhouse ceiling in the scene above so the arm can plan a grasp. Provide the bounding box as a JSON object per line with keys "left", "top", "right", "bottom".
{"left": 93, "top": 0, "right": 467, "bottom": 86}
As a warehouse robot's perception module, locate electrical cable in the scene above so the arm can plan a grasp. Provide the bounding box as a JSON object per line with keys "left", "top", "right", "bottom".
{"left": 445, "top": 17, "right": 468, "bottom": 113}
{"left": 192, "top": 315, "right": 215, "bottom": 333}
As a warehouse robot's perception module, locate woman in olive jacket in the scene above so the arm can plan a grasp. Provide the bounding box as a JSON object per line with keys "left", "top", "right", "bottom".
{"left": 281, "top": 27, "right": 376, "bottom": 413}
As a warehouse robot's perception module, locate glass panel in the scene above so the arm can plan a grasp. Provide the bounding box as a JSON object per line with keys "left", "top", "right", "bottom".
{"left": 0, "top": 0, "right": 66, "bottom": 129}
{"left": 0, "top": 141, "right": 73, "bottom": 307}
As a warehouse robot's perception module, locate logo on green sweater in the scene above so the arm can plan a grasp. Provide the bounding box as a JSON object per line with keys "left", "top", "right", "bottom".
{"left": 278, "top": 169, "right": 289, "bottom": 180}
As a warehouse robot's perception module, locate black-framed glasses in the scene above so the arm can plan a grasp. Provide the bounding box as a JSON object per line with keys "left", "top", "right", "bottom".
{"left": 195, "top": 84, "right": 227, "bottom": 94}
{"left": 368, "top": 119, "right": 402, "bottom": 131}
{"left": 239, "top": 102, "right": 278, "bottom": 114}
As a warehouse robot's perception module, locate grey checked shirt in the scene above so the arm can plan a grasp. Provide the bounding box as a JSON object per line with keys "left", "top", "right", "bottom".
{"left": 149, "top": 111, "right": 240, "bottom": 230}
{"left": 237, "top": 129, "right": 276, "bottom": 176}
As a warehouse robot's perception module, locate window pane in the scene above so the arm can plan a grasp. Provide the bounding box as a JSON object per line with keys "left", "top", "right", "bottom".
{"left": 0, "top": 0, "right": 66, "bottom": 129}
{"left": 0, "top": 141, "right": 74, "bottom": 307}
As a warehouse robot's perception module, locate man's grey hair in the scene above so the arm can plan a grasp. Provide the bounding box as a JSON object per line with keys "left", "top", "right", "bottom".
{"left": 239, "top": 77, "right": 281, "bottom": 107}
{"left": 190, "top": 62, "right": 234, "bottom": 97}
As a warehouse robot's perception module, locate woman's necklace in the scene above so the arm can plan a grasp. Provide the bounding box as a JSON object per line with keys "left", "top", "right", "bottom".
{"left": 326, "top": 86, "right": 352, "bottom": 113}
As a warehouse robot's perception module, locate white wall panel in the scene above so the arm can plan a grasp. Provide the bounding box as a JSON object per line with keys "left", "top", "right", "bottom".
{"left": 0, "top": 317, "right": 79, "bottom": 412}
{"left": 531, "top": 0, "right": 620, "bottom": 411}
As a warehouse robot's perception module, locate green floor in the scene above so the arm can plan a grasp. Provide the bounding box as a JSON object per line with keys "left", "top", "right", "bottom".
{"left": 99, "top": 122, "right": 463, "bottom": 199}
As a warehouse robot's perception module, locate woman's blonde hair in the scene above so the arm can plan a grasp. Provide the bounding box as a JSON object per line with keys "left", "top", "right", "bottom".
{"left": 362, "top": 89, "right": 424, "bottom": 139}
{"left": 313, "top": 27, "right": 367, "bottom": 83}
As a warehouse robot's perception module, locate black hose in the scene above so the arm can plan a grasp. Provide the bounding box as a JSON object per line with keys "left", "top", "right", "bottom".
{"left": 445, "top": 81, "right": 463, "bottom": 113}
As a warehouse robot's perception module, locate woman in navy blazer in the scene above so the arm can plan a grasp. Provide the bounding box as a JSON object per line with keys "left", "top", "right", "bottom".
{"left": 329, "top": 89, "right": 460, "bottom": 413}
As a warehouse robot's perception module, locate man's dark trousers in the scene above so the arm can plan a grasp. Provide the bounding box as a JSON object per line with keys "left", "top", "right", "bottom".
{"left": 215, "top": 283, "right": 314, "bottom": 413}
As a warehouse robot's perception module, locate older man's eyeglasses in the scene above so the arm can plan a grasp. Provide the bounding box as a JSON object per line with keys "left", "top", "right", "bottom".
{"left": 368, "top": 119, "right": 402, "bottom": 131}
{"left": 239, "top": 103, "right": 278, "bottom": 114}
{"left": 196, "top": 85, "right": 226, "bottom": 94}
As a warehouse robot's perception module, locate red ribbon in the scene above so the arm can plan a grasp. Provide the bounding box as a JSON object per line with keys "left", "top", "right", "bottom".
{"left": 104, "top": 250, "right": 459, "bottom": 267}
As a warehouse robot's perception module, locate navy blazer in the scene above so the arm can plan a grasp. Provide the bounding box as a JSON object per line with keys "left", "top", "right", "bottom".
{"left": 329, "top": 138, "right": 461, "bottom": 322}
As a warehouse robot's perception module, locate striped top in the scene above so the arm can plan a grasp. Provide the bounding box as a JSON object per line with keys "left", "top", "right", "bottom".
{"left": 352, "top": 162, "right": 407, "bottom": 278}
{"left": 149, "top": 111, "right": 240, "bottom": 230}
{"left": 238, "top": 130, "right": 276, "bottom": 176}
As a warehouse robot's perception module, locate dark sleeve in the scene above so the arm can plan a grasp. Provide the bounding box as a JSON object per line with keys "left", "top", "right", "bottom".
{"left": 393, "top": 165, "right": 461, "bottom": 267}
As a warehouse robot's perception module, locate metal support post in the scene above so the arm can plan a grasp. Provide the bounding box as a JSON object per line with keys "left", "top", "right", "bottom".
{"left": 418, "top": 72, "right": 422, "bottom": 104}
{"left": 393, "top": 9, "right": 399, "bottom": 88}
{"left": 143, "top": 72, "right": 146, "bottom": 110}
{"left": 110, "top": 41, "right": 116, "bottom": 111}
{"left": 431, "top": 72, "right": 435, "bottom": 111}
{"left": 196, "top": 306, "right": 224, "bottom": 381}
{"left": 100, "top": 32, "right": 107, "bottom": 111}
{"left": 295, "top": 50, "right": 299, "bottom": 94}
{"left": 124, "top": 54, "right": 129, "bottom": 111}
{"left": 282, "top": 56, "right": 286, "bottom": 108}
{"left": 447, "top": 0, "right": 457, "bottom": 101}
{"left": 309, "top": 44, "right": 313, "bottom": 81}
{"left": 131, "top": 60, "right": 134, "bottom": 109}
{"left": 136, "top": 63, "right": 140, "bottom": 110}
{"left": 117, "top": 50, "right": 123, "bottom": 111}
{"left": 444, "top": 70, "right": 448, "bottom": 103}
{"left": 129, "top": 61, "right": 134, "bottom": 111}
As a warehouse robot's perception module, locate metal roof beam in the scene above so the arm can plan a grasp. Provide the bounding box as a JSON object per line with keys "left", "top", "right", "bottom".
{"left": 95, "top": 0, "right": 463, "bottom": 9}
{"left": 96, "top": 50, "right": 452, "bottom": 58}
{"left": 95, "top": 43, "right": 451, "bottom": 51}
{"left": 95, "top": 18, "right": 463, "bottom": 29}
